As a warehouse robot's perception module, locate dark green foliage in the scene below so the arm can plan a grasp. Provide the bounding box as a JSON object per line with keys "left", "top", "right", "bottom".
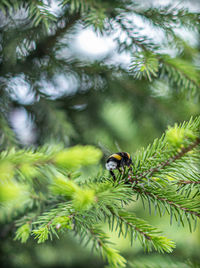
{"left": 0, "top": 0, "right": 200, "bottom": 267}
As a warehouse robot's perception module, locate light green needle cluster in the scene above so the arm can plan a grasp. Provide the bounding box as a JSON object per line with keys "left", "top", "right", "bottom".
{"left": 15, "top": 223, "right": 31, "bottom": 243}
{"left": 51, "top": 177, "right": 95, "bottom": 210}
{"left": 166, "top": 123, "right": 197, "bottom": 147}
{"left": 102, "top": 245, "right": 127, "bottom": 268}
{"left": 54, "top": 145, "right": 103, "bottom": 169}
{"left": 0, "top": 182, "right": 25, "bottom": 203}
{"left": 33, "top": 226, "right": 49, "bottom": 244}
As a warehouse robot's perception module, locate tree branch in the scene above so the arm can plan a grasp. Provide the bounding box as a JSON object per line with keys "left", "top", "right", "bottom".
{"left": 0, "top": 12, "right": 81, "bottom": 75}
{"left": 129, "top": 137, "right": 200, "bottom": 183}
{"left": 133, "top": 186, "right": 200, "bottom": 218}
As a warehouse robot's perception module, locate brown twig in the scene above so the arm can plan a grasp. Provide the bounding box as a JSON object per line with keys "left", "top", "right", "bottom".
{"left": 178, "top": 180, "right": 200, "bottom": 185}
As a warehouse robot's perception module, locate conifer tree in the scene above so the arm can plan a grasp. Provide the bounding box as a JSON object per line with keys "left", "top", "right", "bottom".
{"left": 0, "top": 1, "right": 200, "bottom": 267}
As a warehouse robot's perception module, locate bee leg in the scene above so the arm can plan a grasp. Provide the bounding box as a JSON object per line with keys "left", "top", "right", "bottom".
{"left": 116, "top": 166, "right": 121, "bottom": 172}
{"left": 121, "top": 166, "right": 125, "bottom": 175}
{"left": 128, "top": 166, "right": 133, "bottom": 176}
{"left": 119, "top": 167, "right": 124, "bottom": 177}
{"left": 120, "top": 162, "right": 125, "bottom": 175}
{"left": 117, "top": 167, "right": 125, "bottom": 182}
{"left": 110, "top": 170, "right": 116, "bottom": 181}
{"left": 127, "top": 169, "right": 132, "bottom": 182}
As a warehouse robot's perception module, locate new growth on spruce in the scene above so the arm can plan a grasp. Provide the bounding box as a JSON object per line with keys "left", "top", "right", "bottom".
{"left": 0, "top": 116, "right": 199, "bottom": 267}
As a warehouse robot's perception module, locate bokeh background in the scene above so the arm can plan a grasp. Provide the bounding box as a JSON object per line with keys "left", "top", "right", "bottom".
{"left": 0, "top": 0, "right": 200, "bottom": 267}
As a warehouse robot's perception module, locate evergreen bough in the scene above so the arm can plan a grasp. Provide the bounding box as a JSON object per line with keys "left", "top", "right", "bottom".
{"left": 0, "top": 0, "right": 200, "bottom": 267}
{"left": 0, "top": 116, "right": 199, "bottom": 267}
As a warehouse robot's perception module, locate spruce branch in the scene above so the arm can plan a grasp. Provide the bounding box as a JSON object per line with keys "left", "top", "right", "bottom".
{"left": 48, "top": 178, "right": 176, "bottom": 254}
{"left": 32, "top": 201, "right": 127, "bottom": 267}
{"left": 159, "top": 56, "right": 200, "bottom": 95}
{"left": 1, "top": 1, "right": 200, "bottom": 266}
{"left": 174, "top": 169, "right": 200, "bottom": 198}
{"left": 0, "top": 11, "right": 81, "bottom": 76}
{"left": 0, "top": 144, "right": 102, "bottom": 182}
{"left": 129, "top": 51, "right": 200, "bottom": 96}
{"left": 133, "top": 185, "right": 200, "bottom": 218}
{"left": 121, "top": 116, "right": 200, "bottom": 230}
{"left": 115, "top": 17, "right": 157, "bottom": 52}
{"left": 128, "top": 116, "right": 200, "bottom": 185}
{"left": 129, "top": 51, "right": 159, "bottom": 81}
{"left": 14, "top": 222, "right": 31, "bottom": 243}
{"left": 61, "top": 0, "right": 92, "bottom": 13}
{"left": 106, "top": 210, "right": 175, "bottom": 253}
{"left": 27, "top": 12, "right": 81, "bottom": 60}
{"left": 133, "top": 5, "right": 200, "bottom": 31}
{"left": 73, "top": 223, "right": 127, "bottom": 268}
{"left": 0, "top": 0, "right": 57, "bottom": 28}
{"left": 129, "top": 136, "right": 200, "bottom": 182}
{"left": 26, "top": 176, "right": 176, "bottom": 255}
{"left": 31, "top": 203, "right": 73, "bottom": 243}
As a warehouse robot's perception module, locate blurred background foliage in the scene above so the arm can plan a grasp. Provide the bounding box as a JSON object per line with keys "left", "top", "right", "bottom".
{"left": 0, "top": 0, "right": 200, "bottom": 267}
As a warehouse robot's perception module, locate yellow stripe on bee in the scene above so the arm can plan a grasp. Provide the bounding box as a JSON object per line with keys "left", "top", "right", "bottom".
{"left": 110, "top": 154, "right": 122, "bottom": 160}
{"left": 126, "top": 153, "right": 130, "bottom": 158}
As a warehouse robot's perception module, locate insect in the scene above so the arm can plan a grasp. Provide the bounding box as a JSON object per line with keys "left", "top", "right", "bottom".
{"left": 105, "top": 152, "right": 132, "bottom": 180}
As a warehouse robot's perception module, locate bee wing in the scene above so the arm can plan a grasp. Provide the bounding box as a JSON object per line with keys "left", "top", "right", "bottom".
{"left": 114, "top": 141, "right": 122, "bottom": 152}
{"left": 98, "top": 142, "right": 112, "bottom": 159}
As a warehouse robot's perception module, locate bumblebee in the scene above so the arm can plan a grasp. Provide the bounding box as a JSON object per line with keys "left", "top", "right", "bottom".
{"left": 106, "top": 152, "right": 132, "bottom": 180}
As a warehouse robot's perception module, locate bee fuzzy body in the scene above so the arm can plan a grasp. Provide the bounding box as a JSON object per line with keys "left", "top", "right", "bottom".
{"left": 106, "top": 152, "right": 132, "bottom": 180}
